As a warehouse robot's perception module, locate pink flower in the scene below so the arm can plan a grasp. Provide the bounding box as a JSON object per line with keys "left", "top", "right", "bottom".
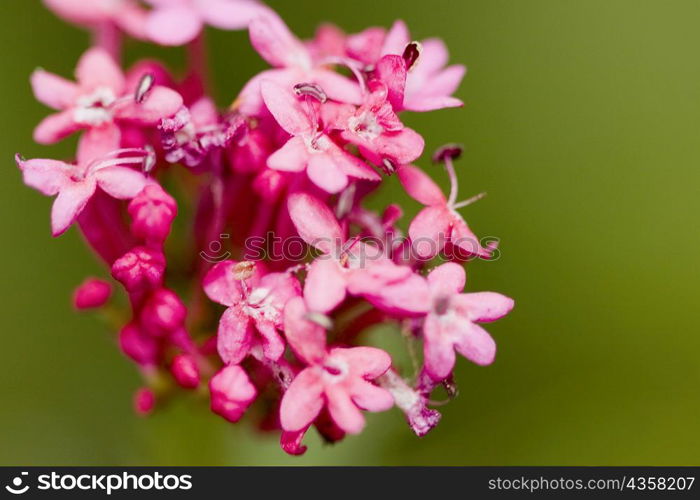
{"left": 288, "top": 193, "right": 429, "bottom": 316}
{"left": 43, "top": 0, "right": 148, "bottom": 38}
{"left": 209, "top": 365, "right": 257, "bottom": 423}
{"left": 339, "top": 81, "right": 425, "bottom": 167}
{"left": 16, "top": 150, "right": 149, "bottom": 236}
{"left": 171, "top": 354, "right": 200, "bottom": 389}
{"left": 349, "top": 20, "right": 465, "bottom": 112}
{"left": 128, "top": 183, "right": 177, "bottom": 244}
{"left": 73, "top": 278, "right": 112, "bottom": 309}
{"left": 237, "top": 11, "right": 362, "bottom": 115}
{"left": 31, "top": 47, "right": 182, "bottom": 160}
{"left": 261, "top": 80, "right": 380, "bottom": 193}
{"left": 398, "top": 158, "right": 495, "bottom": 260}
{"left": 143, "top": 0, "right": 269, "bottom": 46}
{"left": 111, "top": 246, "right": 166, "bottom": 292}
{"left": 279, "top": 297, "right": 394, "bottom": 434}
{"left": 204, "top": 261, "right": 301, "bottom": 364}
{"left": 422, "top": 262, "right": 514, "bottom": 380}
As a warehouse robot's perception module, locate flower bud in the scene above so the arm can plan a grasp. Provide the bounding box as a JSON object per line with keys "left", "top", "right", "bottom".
{"left": 128, "top": 183, "right": 177, "bottom": 244}
{"left": 171, "top": 354, "right": 200, "bottom": 389}
{"left": 134, "top": 387, "right": 156, "bottom": 416}
{"left": 140, "top": 288, "right": 187, "bottom": 337}
{"left": 119, "top": 323, "right": 159, "bottom": 366}
{"left": 111, "top": 246, "right": 165, "bottom": 292}
{"left": 73, "top": 278, "right": 112, "bottom": 310}
{"left": 209, "top": 366, "right": 257, "bottom": 423}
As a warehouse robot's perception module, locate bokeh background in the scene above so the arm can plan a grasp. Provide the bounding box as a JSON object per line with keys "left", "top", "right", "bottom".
{"left": 1, "top": 0, "right": 699, "bottom": 465}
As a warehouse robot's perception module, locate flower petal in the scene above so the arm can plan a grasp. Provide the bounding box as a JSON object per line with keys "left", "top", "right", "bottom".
{"left": 307, "top": 154, "right": 348, "bottom": 194}
{"left": 202, "top": 260, "right": 245, "bottom": 307}
{"left": 31, "top": 69, "right": 78, "bottom": 110}
{"left": 16, "top": 156, "right": 71, "bottom": 196}
{"left": 453, "top": 292, "right": 514, "bottom": 323}
{"left": 254, "top": 319, "right": 285, "bottom": 361}
{"left": 146, "top": 5, "right": 203, "bottom": 46}
{"left": 381, "top": 19, "right": 411, "bottom": 56}
{"left": 77, "top": 123, "right": 121, "bottom": 165}
{"left": 284, "top": 297, "right": 326, "bottom": 364}
{"left": 260, "top": 80, "right": 313, "bottom": 136}
{"left": 304, "top": 259, "right": 346, "bottom": 314}
{"left": 427, "top": 262, "right": 466, "bottom": 296}
{"left": 33, "top": 111, "right": 80, "bottom": 144}
{"left": 198, "top": 0, "right": 268, "bottom": 29}
{"left": 95, "top": 166, "right": 148, "bottom": 200}
{"left": 325, "top": 386, "right": 365, "bottom": 435}
{"left": 408, "top": 206, "right": 451, "bottom": 259}
{"left": 51, "top": 179, "right": 96, "bottom": 236}
{"left": 375, "top": 55, "right": 406, "bottom": 110}
{"left": 217, "top": 305, "right": 254, "bottom": 365}
{"left": 115, "top": 86, "right": 183, "bottom": 124}
{"left": 75, "top": 48, "right": 125, "bottom": 94}
{"left": 248, "top": 11, "right": 311, "bottom": 69}
{"left": 279, "top": 368, "right": 324, "bottom": 432}
{"left": 332, "top": 346, "right": 392, "bottom": 379}
{"left": 287, "top": 193, "right": 344, "bottom": 254}
{"left": 453, "top": 323, "right": 497, "bottom": 366}
{"left": 397, "top": 164, "right": 446, "bottom": 206}
{"left": 267, "top": 136, "right": 309, "bottom": 172}
{"left": 350, "top": 379, "right": 394, "bottom": 412}
{"left": 422, "top": 314, "right": 456, "bottom": 380}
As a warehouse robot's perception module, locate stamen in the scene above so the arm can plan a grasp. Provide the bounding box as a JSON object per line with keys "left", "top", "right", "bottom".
{"left": 293, "top": 82, "right": 328, "bottom": 103}
{"left": 135, "top": 73, "right": 155, "bottom": 103}
{"left": 320, "top": 57, "right": 368, "bottom": 95}
{"left": 87, "top": 148, "right": 156, "bottom": 173}
{"left": 432, "top": 143, "right": 463, "bottom": 164}
{"left": 304, "top": 312, "right": 333, "bottom": 330}
{"left": 142, "top": 145, "right": 156, "bottom": 173}
{"left": 381, "top": 158, "right": 397, "bottom": 175}
{"left": 402, "top": 41, "right": 422, "bottom": 72}
{"left": 452, "top": 192, "right": 486, "bottom": 209}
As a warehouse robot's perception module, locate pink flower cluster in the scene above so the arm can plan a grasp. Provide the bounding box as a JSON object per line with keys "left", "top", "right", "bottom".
{"left": 19, "top": 1, "right": 514, "bottom": 454}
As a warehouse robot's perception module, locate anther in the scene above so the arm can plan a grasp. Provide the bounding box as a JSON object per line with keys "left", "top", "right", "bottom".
{"left": 293, "top": 82, "right": 327, "bottom": 103}
{"left": 432, "top": 143, "right": 463, "bottom": 164}
{"left": 381, "top": 158, "right": 397, "bottom": 175}
{"left": 135, "top": 73, "right": 155, "bottom": 104}
{"left": 232, "top": 261, "right": 256, "bottom": 281}
{"left": 142, "top": 145, "right": 156, "bottom": 173}
{"left": 402, "top": 41, "right": 422, "bottom": 72}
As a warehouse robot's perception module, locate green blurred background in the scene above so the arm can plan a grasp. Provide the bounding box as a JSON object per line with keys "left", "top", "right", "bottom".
{"left": 1, "top": 0, "right": 698, "bottom": 465}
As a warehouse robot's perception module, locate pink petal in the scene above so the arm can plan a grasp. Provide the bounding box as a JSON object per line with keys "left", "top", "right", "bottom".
{"left": 311, "top": 69, "right": 363, "bottom": 106}
{"left": 451, "top": 216, "right": 493, "bottom": 259}
{"left": 115, "top": 86, "right": 183, "bottom": 124}
{"left": 43, "top": 0, "right": 115, "bottom": 24}
{"left": 146, "top": 5, "right": 203, "bottom": 46}
{"left": 381, "top": 20, "right": 410, "bottom": 56}
{"left": 346, "top": 264, "right": 431, "bottom": 316}
{"left": 422, "top": 65, "right": 466, "bottom": 98}
{"left": 307, "top": 154, "right": 348, "bottom": 194}
{"left": 217, "top": 305, "right": 254, "bottom": 365}
{"left": 267, "top": 136, "right": 309, "bottom": 172}
{"left": 453, "top": 292, "right": 514, "bottom": 323}
{"left": 77, "top": 123, "right": 121, "bottom": 165}
{"left": 375, "top": 55, "right": 406, "bottom": 110}
{"left": 378, "top": 127, "right": 425, "bottom": 165}
{"left": 248, "top": 11, "right": 311, "bottom": 69}
{"left": 209, "top": 365, "right": 257, "bottom": 423}
{"left": 350, "top": 379, "right": 394, "bottom": 412}
{"left": 422, "top": 314, "right": 457, "bottom": 380}
{"left": 331, "top": 146, "right": 382, "bottom": 181}
{"left": 279, "top": 368, "right": 324, "bottom": 432}
{"left": 404, "top": 95, "right": 463, "bottom": 112}
{"left": 51, "top": 179, "right": 96, "bottom": 236}
{"left": 283, "top": 297, "right": 326, "bottom": 364}
{"left": 31, "top": 69, "right": 78, "bottom": 110}
{"left": 453, "top": 323, "right": 497, "bottom": 366}
{"left": 75, "top": 48, "right": 126, "bottom": 94}
{"left": 16, "top": 156, "right": 71, "bottom": 196}
{"left": 414, "top": 38, "right": 449, "bottom": 76}
{"left": 260, "top": 80, "right": 313, "bottom": 136}
{"left": 332, "top": 346, "right": 392, "bottom": 379}
{"left": 397, "top": 164, "right": 446, "bottom": 205}
{"left": 304, "top": 259, "right": 346, "bottom": 314}
{"left": 258, "top": 272, "right": 302, "bottom": 315}
{"left": 33, "top": 111, "right": 80, "bottom": 144}
{"left": 198, "top": 0, "right": 268, "bottom": 29}
{"left": 325, "top": 386, "right": 365, "bottom": 435}
{"left": 202, "top": 260, "right": 245, "bottom": 307}
{"left": 408, "top": 206, "right": 451, "bottom": 259}
{"left": 95, "top": 166, "right": 148, "bottom": 199}
{"left": 427, "top": 262, "right": 466, "bottom": 296}
{"left": 346, "top": 27, "right": 385, "bottom": 65}
{"left": 287, "top": 193, "right": 343, "bottom": 255}
{"left": 254, "top": 319, "right": 285, "bottom": 361}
